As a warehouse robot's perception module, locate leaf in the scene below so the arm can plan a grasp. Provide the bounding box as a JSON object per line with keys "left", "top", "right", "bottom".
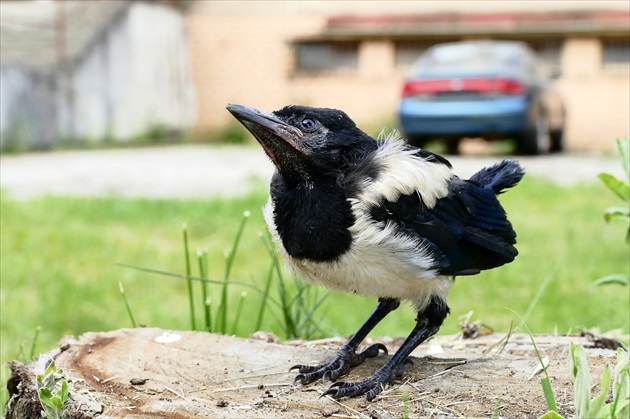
{"left": 603, "top": 206, "right": 630, "bottom": 222}
{"left": 588, "top": 363, "right": 610, "bottom": 417}
{"left": 541, "top": 377, "right": 558, "bottom": 414}
{"left": 612, "top": 348, "right": 630, "bottom": 418}
{"left": 538, "top": 411, "right": 565, "bottom": 419}
{"left": 594, "top": 274, "right": 630, "bottom": 286}
{"left": 570, "top": 343, "right": 591, "bottom": 417}
{"left": 38, "top": 387, "right": 55, "bottom": 408}
{"left": 599, "top": 173, "right": 630, "bottom": 202}
{"left": 51, "top": 395, "right": 63, "bottom": 409}
{"left": 59, "top": 380, "right": 69, "bottom": 404}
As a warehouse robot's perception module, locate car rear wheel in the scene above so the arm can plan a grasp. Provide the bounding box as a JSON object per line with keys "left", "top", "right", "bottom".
{"left": 517, "top": 118, "right": 551, "bottom": 155}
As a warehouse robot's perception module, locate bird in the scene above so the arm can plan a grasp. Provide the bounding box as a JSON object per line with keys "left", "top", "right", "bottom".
{"left": 226, "top": 103, "right": 525, "bottom": 401}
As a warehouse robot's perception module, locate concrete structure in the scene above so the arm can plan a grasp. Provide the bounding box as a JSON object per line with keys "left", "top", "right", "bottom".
{"left": 0, "top": 1, "right": 195, "bottom": 150}
{"left": 187, "top": 1, "right": 630, "bottom": 151}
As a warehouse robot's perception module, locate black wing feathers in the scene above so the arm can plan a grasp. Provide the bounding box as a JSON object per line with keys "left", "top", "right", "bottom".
{"left": 370, "top": 159, "right": 524, "bottom": 276}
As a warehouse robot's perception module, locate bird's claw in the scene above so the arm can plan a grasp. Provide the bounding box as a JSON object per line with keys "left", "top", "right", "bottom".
{"left": 290, "top": 343, "right": 388, "bottom": 385}
{"left": 321, "top": 358, "right": 412, "bottom": 401}
{"left": 322, "top": 377, "right": 386, "bottom": 401}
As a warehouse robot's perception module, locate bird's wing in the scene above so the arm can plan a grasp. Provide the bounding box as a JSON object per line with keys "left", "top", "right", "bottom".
{"left": 369, "top": 171, "right": 518, "bottom": 277}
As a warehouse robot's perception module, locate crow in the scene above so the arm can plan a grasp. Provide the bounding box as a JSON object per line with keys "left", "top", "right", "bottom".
{"left": 226, "top": 103, "right": 524, "bottom": 401}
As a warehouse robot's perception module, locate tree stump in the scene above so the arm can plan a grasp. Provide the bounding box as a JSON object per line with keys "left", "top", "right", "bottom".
{"left": 5, "top": 328, "right": 619, "bottom": 418}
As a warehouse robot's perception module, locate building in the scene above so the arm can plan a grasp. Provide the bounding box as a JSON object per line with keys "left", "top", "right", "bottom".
{"left": 0, "top": 0, "right": 195, "bottom": 150}
{"left": 187, "top": 1, "right": 630, "bottom": 151}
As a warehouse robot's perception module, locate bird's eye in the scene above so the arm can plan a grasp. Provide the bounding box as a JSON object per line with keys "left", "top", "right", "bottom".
{"left": 301, "top": 117, "right": 318, "bottom": 130}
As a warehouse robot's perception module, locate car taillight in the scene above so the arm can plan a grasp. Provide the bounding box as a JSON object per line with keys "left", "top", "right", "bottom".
{"left": 402, "top": 80, "right": 452, "bottom": 97}
{"left": 402, "top": 78, "right": 525, "bottom": 97}
{"left": 494, "top": 79, "right": 525, "bottom": 95}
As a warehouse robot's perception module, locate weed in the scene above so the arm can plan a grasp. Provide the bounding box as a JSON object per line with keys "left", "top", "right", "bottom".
{"left": 569, "top": 343, "right": 629, "bottom": 419}
{"left": 36, "top": 361, "right": 69, "bottom": 419}
{"left": 402, "top": 390, "right": 410, "bottom": 419}
{"left": 596, "top": 138, "right": 629, "bottom": 286}
{"left": 118, "top": 282, "right": 137, "bottom": 328}
{"left": 260, "top": 232, "right": 332, "bottom": 339}
{"left": 182, "top": 223, "right": 196, "bottom": 330}
{"left": 535, "top": 336, "right": 630, "bottom": 419}
{"left": 118, "top": 211, "right": 330, "bottom": 340}
{"left": 217, "top": 210, "right": 250, "bottom": 334}
{"left": 16, "top": 326, "right": 41, "bottom": 363}
{"left": 507, "top": 308, "right": 559, "bottom": 414}
{"left": 492, "top": 397, "right": 502, "bottom": 419}
{"left": 197, "top": 247, "right": 212, "bottom": 331}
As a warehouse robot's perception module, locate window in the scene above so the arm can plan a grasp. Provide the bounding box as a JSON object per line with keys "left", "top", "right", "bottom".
{"left": 294, "top": 42, "right": 358, "bottom": 75}
{"left": 602, "top": 37, "right": 630, "bottom": 71}
{"left": 525, "top": 39, "right": 563, "bottom": 68}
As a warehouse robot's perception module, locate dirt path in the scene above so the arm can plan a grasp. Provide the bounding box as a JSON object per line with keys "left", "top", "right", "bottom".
{"left": 1, "top": 145, "right": 623, "bottom": 199}
{"left": 6, "top": 328, "right": 620, "bottom": 418}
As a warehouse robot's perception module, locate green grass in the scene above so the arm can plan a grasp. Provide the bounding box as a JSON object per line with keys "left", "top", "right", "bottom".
{"left": 1, "top": 176, "right": 629, "bottom": 411}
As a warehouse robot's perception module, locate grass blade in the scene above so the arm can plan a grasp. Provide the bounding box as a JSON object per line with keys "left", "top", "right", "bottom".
{"left": 224, "top": 211, "right": 250, "bottom": 281}
{"left": 260, "top": 233, "right": 297, "bottom": 338}
{"left": 182, "top": 223, "right": 196, "bottom": 330}
{"left": 231, "top": 291, "right": 247, "bottom": 335}
{"left": 540, "top": 377, "right": 558, "bottom": 414}
{"left": 255, "top": 260, "right": 275, "bottom": 331}
{"left": 115, "top": 262, "right": 278, "bottom": 305}
{"left": 197, "top": 248, "right": 212, "bottom": 332}
{"left": 118, "top": 282, "right": 137, "bottom": 328}
{"left": 28, "top": 326, "right": 41, "bottom": 360}
{"left": 218, "top": 211, "right": 250, "bottom": 334}
{"left": 522, "top": 266, "right": 558, "bottom": 326}
{"left": 507, "top": 308, "right": 557, "bottom": 413}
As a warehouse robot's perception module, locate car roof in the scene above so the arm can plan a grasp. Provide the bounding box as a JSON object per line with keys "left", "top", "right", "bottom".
{"left": 410, "top": 40, "right": 532, "bottom": 78}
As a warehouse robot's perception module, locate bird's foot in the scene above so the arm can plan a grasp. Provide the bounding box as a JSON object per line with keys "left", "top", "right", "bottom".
{"left": 290, "top": 343, "right": 387, "bottom": 385}
{"left": 322, "top": 359, "right": 411, "bottom": 401}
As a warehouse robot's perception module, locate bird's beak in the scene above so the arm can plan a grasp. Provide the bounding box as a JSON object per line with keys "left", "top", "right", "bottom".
{"left": 226, "top": 104, "right": 305, "bottom": 171}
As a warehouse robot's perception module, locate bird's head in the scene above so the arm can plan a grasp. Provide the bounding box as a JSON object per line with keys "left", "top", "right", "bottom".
{"left": 226, "top": 104, "right": 377, "bottom": 186}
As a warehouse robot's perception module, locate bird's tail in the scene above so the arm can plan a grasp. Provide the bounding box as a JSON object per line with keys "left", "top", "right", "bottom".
{"left": 469, "top": 159, "right": 525, "bottom": 194}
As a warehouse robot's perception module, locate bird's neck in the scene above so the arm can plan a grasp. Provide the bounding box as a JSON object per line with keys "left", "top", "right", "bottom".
{"left": 270, "top": 173, "right": 354, "bottom": 262}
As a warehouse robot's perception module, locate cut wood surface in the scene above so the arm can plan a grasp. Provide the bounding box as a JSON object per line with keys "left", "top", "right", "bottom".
{"left": 6, "top": 328, "right": 620, "bottom": 418}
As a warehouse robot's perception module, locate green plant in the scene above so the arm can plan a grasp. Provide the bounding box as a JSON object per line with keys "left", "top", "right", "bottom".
{"left": 118, "top": 211, "right": 331, "bottom": 340}
{"left": 182, "top": 223, "right": 196, "bottom": 330}
{"left": 36, "top": 361, "right": 69, "bottom": 419}
{"left": 539, "top": 343, "right": 630, "bottom": 419}
{"left": 598, "top": 138, "right": 630, "bottom": 238}
{"left": 260, "top": 232, "right": 332, "bottom": 339}
{"left": 596, "top": 138, "right": 629, "bottom": 286}
{"left": 118, "top": 282, "right": 137, "bottom": 328}
{"left": 217, "top": 210, "right": 250, "bottom": 334}
{"left": 16, "top": 326, "right": 41, "bottom": 363}
{"left": 402, "top": 390, "right": 410, "bottom": 419}
{"left": 508, "top": 309, "right": 559, "bottom": 414}
{"left": 569, "top": 343, "right": 629, "bottom": 419}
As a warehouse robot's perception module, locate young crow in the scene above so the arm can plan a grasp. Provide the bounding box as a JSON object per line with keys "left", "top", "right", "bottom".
{"left": 227, "top": 104, "right": 524, "bottom": 401}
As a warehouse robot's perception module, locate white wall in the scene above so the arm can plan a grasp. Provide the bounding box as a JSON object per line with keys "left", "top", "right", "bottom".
{"left": 0, "top": 2, "right": 196, "bottom": 149}
{"left": 70, "top": 2, "right": 196, "bottom": 142}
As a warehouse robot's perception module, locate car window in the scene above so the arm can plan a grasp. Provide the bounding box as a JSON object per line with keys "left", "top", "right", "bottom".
{"left": 411, "top": 43, "right": 522, "bottom": 77}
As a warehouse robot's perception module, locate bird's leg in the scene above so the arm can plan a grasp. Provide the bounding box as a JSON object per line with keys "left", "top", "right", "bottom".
{"left": 323, "top": 296, "right": 450, "bottom": 401}
{"left": 291, "top": 297, "right": 400, "bottom": 385}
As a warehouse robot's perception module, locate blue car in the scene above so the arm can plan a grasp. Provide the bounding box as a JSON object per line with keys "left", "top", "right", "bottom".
{"left": 398, "top": 41, "right": 565, "bottom": 155}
